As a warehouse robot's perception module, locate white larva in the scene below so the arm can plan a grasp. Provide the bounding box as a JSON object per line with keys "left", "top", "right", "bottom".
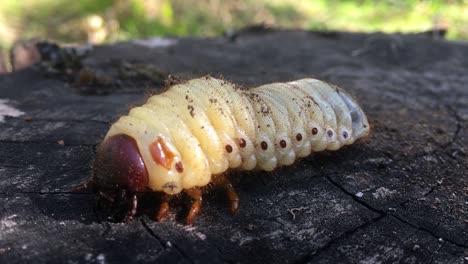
{"left": 92, "top": 76, "right": 370, "bottom": 224}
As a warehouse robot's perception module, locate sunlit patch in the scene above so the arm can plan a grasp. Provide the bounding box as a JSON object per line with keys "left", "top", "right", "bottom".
{"left": 0, "top": 99, "right": 24, "bottom": 122}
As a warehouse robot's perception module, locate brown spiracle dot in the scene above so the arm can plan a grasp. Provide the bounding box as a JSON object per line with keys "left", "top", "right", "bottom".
{"left": 261, "top": 141, "right": 268, "bottom": 150}
{"left": 175, "top": 161, "right": 184, "bottom": 173}
{"left": 342, "top": 131, "right": 349, "bottom": 139}
{"left": 280, "top": 140, "right": 287, "bottom": 148}
{"left": 239, "top": 138, "right": 246, "bottom": 148}
{"left": 312, "top": 127, "right": 318, "bottom": 135}
{"left": 225, "top": 144, "right": 233, "bottom": 153}
{"left": 296, "top": 133, "right": 303, "bottom": 141}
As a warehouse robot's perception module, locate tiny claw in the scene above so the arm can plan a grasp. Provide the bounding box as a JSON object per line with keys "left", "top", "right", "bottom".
{"left": 186, "top": 203, "right": 200, "bottom": 225}
{"left": 157, "top": 194, "right": 171, "bottom": 222}
{"left": 226, "top": 182, "right": 239, "bottom": 215}
{"left": 185, "top": 188, "right": 202, "bottom": 225}
{"left": 124, "top": 215, "right": 134, "bottom": 223}
{"left": 157, "top": 201, "right": 170, "bottom": 222}
{"left": 230, "top": 198, "right": 239, "bottom": 215}
{"left": 213, "top": 174, "right": 240, "bottom": 215}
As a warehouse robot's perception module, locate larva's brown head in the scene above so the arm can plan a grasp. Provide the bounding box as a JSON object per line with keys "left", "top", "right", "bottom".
{"left": 93, "top": 134, "right": 149, "bottom": 218}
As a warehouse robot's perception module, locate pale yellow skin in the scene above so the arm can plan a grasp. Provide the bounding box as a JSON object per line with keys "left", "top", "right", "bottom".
{"left": 104, "top": 77, "right": 370, "bottom": 195}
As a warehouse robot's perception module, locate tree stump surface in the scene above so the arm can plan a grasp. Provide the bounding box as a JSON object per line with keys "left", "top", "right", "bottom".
{"left": 0, "top": 30, "right": 467, "bottom": 263}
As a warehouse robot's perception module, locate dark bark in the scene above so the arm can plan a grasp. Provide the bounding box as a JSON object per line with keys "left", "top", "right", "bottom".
{"left": 0, "top": 30, "right": 467, "bottom": 263}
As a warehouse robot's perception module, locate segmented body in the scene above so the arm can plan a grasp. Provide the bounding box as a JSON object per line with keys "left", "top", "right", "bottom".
{"left": 103, "top": 77, "right": 370, "bottom": 195}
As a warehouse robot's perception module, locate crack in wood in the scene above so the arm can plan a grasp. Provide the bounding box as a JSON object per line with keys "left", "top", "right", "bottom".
{"left": 440, "top": 105, "right": 463, "bottom": 149}
{"left": 140, "top": 219, "right": 166, "bottom": 249}
{"left": 170, "top": 241, "right": 195, "bottom": 264}
{"left": 392, "top": 214, "right": 466, "bottom": 249}
{"left": 325, "top": 174, "right": 386, "bottom": 216}
{"left": 428, "top": 241, "right": 446, "bottom": 264}
{"left": 326, "top": 174, "right": 467, "bottom": 249}
{"left": 294, "top": 215, "right": 386, "bottom": 263}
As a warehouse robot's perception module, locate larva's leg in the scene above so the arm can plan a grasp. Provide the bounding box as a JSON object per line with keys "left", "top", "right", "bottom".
{"left": 124, "top": 193, "right": 138, "bottom": 222}
{"left": 185, "top": 187, "right": 203, "bottom": 224}
{"left": 156, "top": 194, "right": 172, "bottom": 222}
{"left": 213, "top": 174, "right": 239, "bottom": 214}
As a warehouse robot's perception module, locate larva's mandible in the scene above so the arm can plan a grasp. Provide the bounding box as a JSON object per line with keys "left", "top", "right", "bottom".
{"left": 92, "top": 77, "right": 370, "bottom": 224}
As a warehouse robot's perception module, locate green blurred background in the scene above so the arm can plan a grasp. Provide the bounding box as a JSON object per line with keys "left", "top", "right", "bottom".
{"left": 1, "top": 0, "right": 467, "bottom": 48}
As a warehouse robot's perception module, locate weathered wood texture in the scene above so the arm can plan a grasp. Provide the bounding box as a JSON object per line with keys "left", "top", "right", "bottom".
{"left": 0, "top": 30, "right": 467, "bottom": 263}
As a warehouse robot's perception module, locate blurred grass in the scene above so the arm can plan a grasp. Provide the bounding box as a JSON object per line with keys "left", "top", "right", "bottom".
{"left": 0, "top": 0, "right": 467, "bottom": 48}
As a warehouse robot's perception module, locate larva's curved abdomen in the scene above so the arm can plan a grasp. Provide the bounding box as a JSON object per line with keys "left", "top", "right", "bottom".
{"left": 97, "top": 77, "right": 370, "bottom": 195}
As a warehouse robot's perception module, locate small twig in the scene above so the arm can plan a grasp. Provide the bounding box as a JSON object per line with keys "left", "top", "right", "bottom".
{"left": 287, "top": 206, "right": 308, "bottom": 220}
